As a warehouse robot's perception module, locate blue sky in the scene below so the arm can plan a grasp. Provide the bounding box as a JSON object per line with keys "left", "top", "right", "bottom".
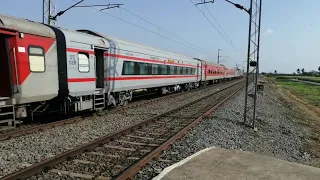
{"left": 1, "top": 0, "right": 319, "bottom": 73}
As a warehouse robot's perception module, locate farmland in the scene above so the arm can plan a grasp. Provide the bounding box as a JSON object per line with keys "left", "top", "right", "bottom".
{"left": 272, "top": 77, "right": 320, "bottom": 107}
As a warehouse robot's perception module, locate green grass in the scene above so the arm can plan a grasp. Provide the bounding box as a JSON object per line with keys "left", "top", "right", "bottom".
{"left": 274, "top": 77, "right": 320, "bottom": 107}
{"left": 277, "top": 76, "right": 320, "bottom": 83}
{"left": 295, "top": 76, "right": 320, "bottom": 83}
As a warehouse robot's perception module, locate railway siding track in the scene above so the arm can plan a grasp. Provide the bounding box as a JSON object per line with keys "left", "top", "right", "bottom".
{"left": 0, "top": 80, "right": 240, "bottom": 141}
{"left": 1, "top": 80, "right": 244, "bottom": 180}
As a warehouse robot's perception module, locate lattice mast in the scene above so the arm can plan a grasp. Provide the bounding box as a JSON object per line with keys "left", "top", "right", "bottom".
{"left": 243, "top": 0, "right": 262, "bottom": 129}
{"left": 42, "top": 0, "right": 56, "bottom": 25}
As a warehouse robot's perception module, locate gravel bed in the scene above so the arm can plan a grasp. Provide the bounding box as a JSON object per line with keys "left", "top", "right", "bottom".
{"left": 135, "top": 83, "right": 312, "bottom": 180}
{"left": 0, "top": 80, "right": 242, "bottom": 177}
{"left": 124, "top": 80, "right": 241, "bottom": 116}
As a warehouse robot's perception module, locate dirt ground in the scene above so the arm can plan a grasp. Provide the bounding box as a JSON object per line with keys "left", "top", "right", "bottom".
{"left": 265, "top": 77, "right": 320, "bottom": 167}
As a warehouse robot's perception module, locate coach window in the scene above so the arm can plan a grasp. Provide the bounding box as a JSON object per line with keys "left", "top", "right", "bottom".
{"left": 183, "top": 67, "right": 187, "bottom": 75}
{"left": 174, "top": 66, "right": 178, "bottom": 75}
{"left": 78, "top": 53, "right": 90, "bottom": 73}
{"left": 169, "top": 66, "right": 174, "bottom": 75}
{"left": 158, "top": 65, "right": 162, "bottom": 75}
{"left": 152, "top": 64, "right": 158, "bottom": 75}
{"left": 162, "top": 65, "right": 168, "bottom": 75}
{"left": 139, "top": 63, "right": 148, "bottom": 75}
{"left": 134, "top": 62, "right": 140, "bottom": 75}
{"left": 176, "top": 67, "right": 181, "bottom": 75}
{"left": 122, "top": 61, "right": 135, "bottom": 75}
{"left": 28, "top": 46, "right": 45, "bottom": 72}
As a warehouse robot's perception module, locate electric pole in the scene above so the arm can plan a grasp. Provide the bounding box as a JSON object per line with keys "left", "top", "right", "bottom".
{"left": 217, "top": 48, "right": 222, "bottom": 64}
{"left": 242, "top": 0, "right": 262, "bottom": 130}
{"left": 42, "top": 0, "right": 123, "bottom": 25}
{"left": 224, "top": 0, "right": 262, "bottom": 129}
{"left": 43, "top": 0, "right": 56, "bottom": 25}
{"left": 200, "top": 0, "right": 263, "bottom": 129}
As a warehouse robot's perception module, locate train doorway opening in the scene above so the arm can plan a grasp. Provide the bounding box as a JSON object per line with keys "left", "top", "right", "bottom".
{"left": 93, "top": 47, "right": 107, "bottom": 111}
{"left": 0, "top": 34, "right": 13, "bottom": 97}
{"left": 94, "top": 48, "right": 105, "bottom": 89}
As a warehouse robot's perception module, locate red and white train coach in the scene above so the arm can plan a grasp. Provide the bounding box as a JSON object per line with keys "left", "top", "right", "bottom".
{"left": 0, "top": 14, "right": 242, "bottom": 126}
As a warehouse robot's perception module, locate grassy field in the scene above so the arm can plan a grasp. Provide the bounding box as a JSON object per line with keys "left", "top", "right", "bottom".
{"left": 272, "top": 77, "right": 320, "bottom": 107}
{"left": 277, "top": 76, "right": 320, "bottom": 83}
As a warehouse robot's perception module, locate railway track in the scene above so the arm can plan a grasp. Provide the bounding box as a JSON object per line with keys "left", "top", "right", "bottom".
{"left": 0, "top": 79, "right": 242, "bottom": 141}
{"left": 1, "top": 80, "right": 244, "bottom": 180}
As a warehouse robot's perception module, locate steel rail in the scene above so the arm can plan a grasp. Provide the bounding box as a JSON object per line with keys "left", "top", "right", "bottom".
{"left": 116, "top": 83, "right": 244, "bottom": 179}
{"left": 0, "top": 80, "right": 244, "bottom": 180}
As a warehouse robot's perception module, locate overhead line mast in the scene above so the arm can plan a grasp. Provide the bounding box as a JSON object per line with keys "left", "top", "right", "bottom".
{"left": 195, "top": 0, "right": 263, "bottom": 129}
{"left": 223, "top": 0, "right": 263, "bottom": 129}
{"left": 42, "top": 0, "right": 56, "bottom": 25}
{"left": 42, "top": 0, "right": 123, "bottom": 25}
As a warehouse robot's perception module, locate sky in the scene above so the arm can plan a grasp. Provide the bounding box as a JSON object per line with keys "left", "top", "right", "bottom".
{"left": 0, "top": 0, "right": 319, "bottom": 73}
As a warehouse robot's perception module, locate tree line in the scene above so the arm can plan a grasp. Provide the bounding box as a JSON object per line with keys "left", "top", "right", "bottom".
{"left": 261, "top": 66, "right": 320, "bottom": 76}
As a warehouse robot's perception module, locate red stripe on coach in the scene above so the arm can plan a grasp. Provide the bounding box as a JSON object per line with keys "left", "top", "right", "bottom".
{"left": 68, "top": 78, "right": 96, "bottom": 82}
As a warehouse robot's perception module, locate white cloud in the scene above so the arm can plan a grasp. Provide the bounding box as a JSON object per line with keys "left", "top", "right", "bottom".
{"left": 263, "top": 28, "right": 274, "bottom": 36}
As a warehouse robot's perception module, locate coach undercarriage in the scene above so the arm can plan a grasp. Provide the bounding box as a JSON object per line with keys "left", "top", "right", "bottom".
{"left": 0, "top": 77, "right": 238, "bottom": 128}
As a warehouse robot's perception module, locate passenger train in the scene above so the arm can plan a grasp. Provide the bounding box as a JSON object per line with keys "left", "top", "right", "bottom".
{"left": 0, "top": 14, "right": 243, "bottom": 125}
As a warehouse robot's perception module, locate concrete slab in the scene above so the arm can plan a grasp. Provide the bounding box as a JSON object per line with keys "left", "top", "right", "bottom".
{"left": 154, "top": 147, "right": 320, "bottom": 180}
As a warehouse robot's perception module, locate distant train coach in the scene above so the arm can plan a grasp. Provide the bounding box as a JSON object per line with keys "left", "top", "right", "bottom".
{"left": 0, "top": 13, "right": 243, "bottom": 126}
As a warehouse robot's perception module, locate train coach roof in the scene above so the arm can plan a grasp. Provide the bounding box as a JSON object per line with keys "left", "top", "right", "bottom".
{"left": 0, "top": 14, "right": 55, "bottom": 38}
{"left": 196, "top": 59, "right": 222, "bottom": 66}
{"left": 76, "top": 29, "right": 195, "bottom": 60}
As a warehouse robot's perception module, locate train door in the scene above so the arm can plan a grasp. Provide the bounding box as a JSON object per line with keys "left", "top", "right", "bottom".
{"left": 0, "top": 31, "right": 15, "bottom": 98}
{"left": 202, "top": 62, "right": 206, "bottom": 81}
{"left": 196, "top": 63, "right": 200, "bottom": 81}
{"left": 93, "top": 47, "right": 108, "bottom": 111}
{"left": 94, "top": 48, "right": 105, "bottom": 89}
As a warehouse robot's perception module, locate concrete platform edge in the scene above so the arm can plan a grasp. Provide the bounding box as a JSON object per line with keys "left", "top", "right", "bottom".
{"left": 152, "top": 146, "right": 217, "bottom": 180}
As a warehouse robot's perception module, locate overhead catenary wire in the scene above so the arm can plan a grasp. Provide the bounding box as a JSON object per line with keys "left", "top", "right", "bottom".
{"left": 189, "top": 0, "right": 245, "bottom": 58}
{"left": 104, "top": 0, "right": 211, "bottom": 55}
{"left": 69, "top": 0, "right": 209, "bottom": 55}
{"left": 203, "top": 4, "right": 245, "bottom": 57}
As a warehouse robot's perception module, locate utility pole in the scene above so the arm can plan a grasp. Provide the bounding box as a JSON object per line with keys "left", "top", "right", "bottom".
{"left": 217, "top": 48, "right": 222, "bottom": 64}
{"left": 43, "top": 0, "right": 123, "bottom": 25}
{"left": 202, "top": 0, "right": 263, "bottom": 129}
{"left": 43, "top": 0, "right": 56, "bottom": 25}
{"left": 225, "top": 0, "right": 262, "bottom": 129}
{"left": 242, "top": 0, "right": 262, "bottom": 130}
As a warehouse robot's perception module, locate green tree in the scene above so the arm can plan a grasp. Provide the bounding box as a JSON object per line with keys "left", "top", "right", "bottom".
{"left": 274, "top": 70, "right": 277, "bottom": 74}
{"left": 297, "top": 68, "right": 300, "bottom": 74}
{"left": 318, "top": 66, "right": 320, "bottom": 74}
{"left": 301, "top": 68, "right": 305, "bottom": 75}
